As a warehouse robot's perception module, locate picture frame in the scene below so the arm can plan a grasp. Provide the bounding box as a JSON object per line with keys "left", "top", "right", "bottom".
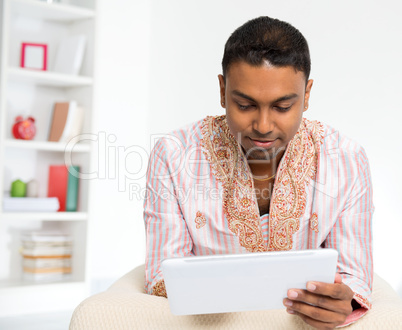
{"left": 20, "top": 43, "right": 48, "bottom": 71}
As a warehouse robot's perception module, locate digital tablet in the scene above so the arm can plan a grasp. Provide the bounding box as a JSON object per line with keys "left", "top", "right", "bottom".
{"left": 161, "top": 249, "right": 338, "bottom": 315}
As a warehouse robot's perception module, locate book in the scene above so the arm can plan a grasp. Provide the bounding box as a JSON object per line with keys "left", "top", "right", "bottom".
{"left": 53, "top": 35, "right": 86, "bottom": 75}
{"left": 66, "top": 166, "right": 80, "bottom": 212}
{"left": 21, "top": 232, "right": 72, "bottom": 243}
{"left": 21, "top": 233, "right": 73, "bottom": 256}
{"left": 59, "top": 102, "right": 84, "bottom": 143}
{"left": 23, "top": 257, "right": 72, "bottom": 269}
{"left": 47, "top": 165, "right": 68, "bottom": 211}
{"left": 21, "top": 247, "right": 72, "bottom": 257}
{"left": 48, "top": 101, "right": 84, "bottom": 143}
{"left": 23, "top": 255, "right": 72, "bottom": 275}
{"left": 47, "top": 165, "right": 80, "bottom": 212}
{"left": 48, "top": 102, "right": 69, "bottom": 142}
{"left": 23, "top": 267, "right": 72, "bottom": 274}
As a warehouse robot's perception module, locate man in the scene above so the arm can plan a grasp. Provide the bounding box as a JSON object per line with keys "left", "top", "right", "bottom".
{"left": 144, "top": 16, "right": 373, "bottom": 329}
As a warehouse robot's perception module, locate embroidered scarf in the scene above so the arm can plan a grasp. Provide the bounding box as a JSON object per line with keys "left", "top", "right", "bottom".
{"left": 201, "top": 115, "right": 324, "bottom": 252}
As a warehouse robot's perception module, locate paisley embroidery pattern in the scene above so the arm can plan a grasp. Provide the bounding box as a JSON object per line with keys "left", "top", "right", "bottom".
{"left": 201, "top": 116, "right": 265, "bottom": 252}
{"left": 195, "top": 211, "right": 207, "bottom": 229}
{"left": 310, "top": 212, "right": 319, "bottom": 233}
{"left": 268, "top": 119, "right": 324, "bottom": 251}
{"left": 201, "top": 115, "right": 324, "bottom": 252}
{"left": 152, "top": 279, "right": 167, "bottom": 298}
{"left": 354, "top": 292, "right": 372, "bottom": 309}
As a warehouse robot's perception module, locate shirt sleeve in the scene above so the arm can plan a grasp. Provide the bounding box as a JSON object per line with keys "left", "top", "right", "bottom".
{"left": 143, "top": 138, "right": 194, "bottom": 297}
{"left": 324, "top": 147, "right": 374, "bottom": 327}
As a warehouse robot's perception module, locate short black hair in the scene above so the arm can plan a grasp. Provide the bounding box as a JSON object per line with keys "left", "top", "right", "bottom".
{"left": 222, "top": 16, "right": 311, "bottom": 82}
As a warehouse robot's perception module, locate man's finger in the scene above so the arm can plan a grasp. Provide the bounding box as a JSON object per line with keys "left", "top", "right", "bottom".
{"left": 334, "top": 273, "right": 342, "bottom": 284}
{"left": 305, "top": 281, "right": 353, "bottom": 300}
{"left": 284, "top": 291, "right": 352, "bottom": 316}
{"left": 285, "top": 298, "right": 347, "bottom": 325}
{"left": 287, "top": 309, "right": 339, "bottom": 330}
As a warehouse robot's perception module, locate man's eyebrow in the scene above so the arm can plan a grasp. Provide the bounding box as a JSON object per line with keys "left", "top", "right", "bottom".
{"left": 231, "top": 90, "right": 299, "bottom": 103}
{"left": 231, "top": 90, "right": 256, "bottom": 102}
{"left": 272, "top": 93, "right": 298, "bottom": 103}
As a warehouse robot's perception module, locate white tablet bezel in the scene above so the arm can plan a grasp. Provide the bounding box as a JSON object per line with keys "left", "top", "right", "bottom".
{"left": 161, "top": 249, "right": 338, "bottom": 315}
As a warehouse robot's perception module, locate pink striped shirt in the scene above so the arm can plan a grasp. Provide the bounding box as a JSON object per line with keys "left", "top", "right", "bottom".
{"left": 144, "top": 116, "right": 373, "bottom": 325}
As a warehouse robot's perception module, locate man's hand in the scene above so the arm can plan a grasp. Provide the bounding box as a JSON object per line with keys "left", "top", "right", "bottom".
{"left": 283, "top": 273, "right": 354, "bottom": 330}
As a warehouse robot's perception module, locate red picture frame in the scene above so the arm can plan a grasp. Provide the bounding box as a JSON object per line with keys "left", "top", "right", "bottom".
{"left": 20, "top": 43, "right": 48, "bottom": 71}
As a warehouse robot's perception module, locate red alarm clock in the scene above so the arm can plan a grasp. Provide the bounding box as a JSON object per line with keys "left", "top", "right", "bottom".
{"left": 12, "top": 116, "right": 36, "bottom": 140}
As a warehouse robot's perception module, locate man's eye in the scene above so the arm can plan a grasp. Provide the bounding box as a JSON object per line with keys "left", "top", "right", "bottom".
{"left": 275, "top": 106, "right": 291, "bottom": 112}
{"left": 237, "top": 104, "right": 252, "bottom": 111}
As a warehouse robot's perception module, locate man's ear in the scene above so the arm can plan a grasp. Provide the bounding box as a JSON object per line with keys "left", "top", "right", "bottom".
{"left": 218, "top": 74, "right": 226, "bottom": 108}
{"left": 303, "top": 79, "right": 313, "bottom": 111}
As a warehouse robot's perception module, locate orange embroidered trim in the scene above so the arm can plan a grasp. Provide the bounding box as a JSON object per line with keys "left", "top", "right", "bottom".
{"left": 267, "top": 119, "right": 324, "bottom": 251}
{"left": 201, "top": 116, "right": 324, "bottom": 252}
{"left": 310, "top": 212, "right": 319, "bottom": 233}
{"left": 354, "top": 292, "right": 372, "bottom": 309}
{"left": 152, "top": 279, "right": 167, "bottom": 298}
{"left": 201, "top": 116, "right": 265, "bottom": 252}
{"left": 195, "top": 211, "right": 207, "bottom": 229}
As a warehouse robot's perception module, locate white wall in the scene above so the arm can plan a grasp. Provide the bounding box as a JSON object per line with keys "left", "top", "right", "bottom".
{"left": 92, "top": 0, "right": 402, "bottom": 297}
{"left": 89, "top": 0, "right": 151, "bottom": 292}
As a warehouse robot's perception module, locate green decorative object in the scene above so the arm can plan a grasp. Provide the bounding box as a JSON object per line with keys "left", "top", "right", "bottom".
{"left": 11, "top": 179, "right": 26, "bottom": 197}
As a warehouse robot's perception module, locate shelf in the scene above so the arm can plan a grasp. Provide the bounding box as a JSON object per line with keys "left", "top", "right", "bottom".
{"left": 1, "top": 212, "right": 88, "bottom": 221}
{"left": 8, "top": 67, "right": 93, "bottom": 87}
{"left": 4, "top": 139, "right": 91, "bottom": 152}
{"left": 10, "top": 0, "right": 95, "bottom": 22}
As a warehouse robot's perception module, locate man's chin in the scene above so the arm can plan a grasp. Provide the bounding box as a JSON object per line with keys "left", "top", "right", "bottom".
{"left": 244, "top": 150, "right": 276, "bottom": 161}
{"left": 243, "top": 146, "right": 286, "bottom": 162}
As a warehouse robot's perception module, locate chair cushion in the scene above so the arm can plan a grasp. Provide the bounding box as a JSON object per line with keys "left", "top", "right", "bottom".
{"left": 69, "top": 264, "right": 402, "bottom": 330}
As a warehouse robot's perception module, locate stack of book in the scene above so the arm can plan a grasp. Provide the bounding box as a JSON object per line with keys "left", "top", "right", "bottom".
{"left": 3, "top": 197, "right": 60, "bottom": 212}
{"left": 21, "top": 232, "right": 73, "bottom": 282}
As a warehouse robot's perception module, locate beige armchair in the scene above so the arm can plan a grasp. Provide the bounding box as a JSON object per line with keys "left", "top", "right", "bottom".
{"left": 70, "top": 265, "right": 402, "bottom": 329}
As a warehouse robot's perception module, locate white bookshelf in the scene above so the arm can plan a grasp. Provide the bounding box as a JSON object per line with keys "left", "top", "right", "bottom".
{"left": 10, "top": 0, "right": 95, "bottom": 21}
{"left": 0, "top": 0, "right": 97, "bottom": 317}
{"left": 8, "top": 67, "right": 93, "bottom": 87}
{"left": 2, "top": 211, "right": 88, "bottom": 221}
{"left": 4, "top": 139, "right": 91, "bottom": 152}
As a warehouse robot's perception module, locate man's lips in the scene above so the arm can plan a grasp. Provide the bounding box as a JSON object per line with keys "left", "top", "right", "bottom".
{"left": 249, "top": 138, "right": 277, "bottom": 148}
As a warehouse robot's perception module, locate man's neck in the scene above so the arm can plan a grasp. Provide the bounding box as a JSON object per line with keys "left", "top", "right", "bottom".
{"left": 247, "top": 150, "right": 285, "bottom": 178}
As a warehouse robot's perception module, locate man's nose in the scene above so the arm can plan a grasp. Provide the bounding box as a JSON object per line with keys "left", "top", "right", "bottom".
{"left": 253, "top": 109, "right": 274, "bottom": 135}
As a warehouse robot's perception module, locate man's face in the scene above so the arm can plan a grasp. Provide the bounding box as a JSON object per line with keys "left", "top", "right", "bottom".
{"left": 218, "top": 61, "right": 313, "bottom": 162}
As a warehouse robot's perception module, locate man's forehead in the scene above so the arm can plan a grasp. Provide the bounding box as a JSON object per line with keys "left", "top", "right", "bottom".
{"left": 227, "top": 61, "right": 304, "bottom": 81}
{"left": 225, "top": 61, "right": 306, "bottom": 98}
